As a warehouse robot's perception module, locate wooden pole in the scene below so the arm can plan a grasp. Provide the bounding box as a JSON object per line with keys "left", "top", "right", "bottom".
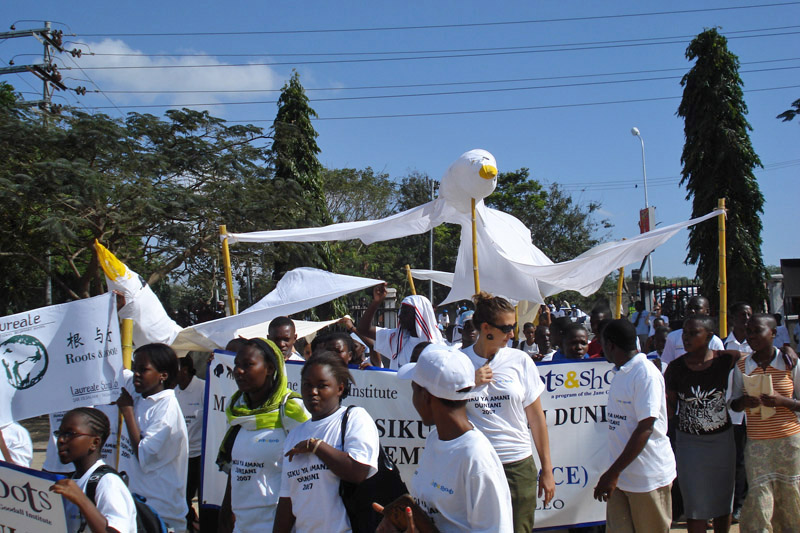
{"left": 220, "top": 225, "right": 237, "bottom": 315}
{"left": 615, "top": 267, "right": 625, "bottom": 319}
{"left": 405, "top": 264, "right": 417, "bottom": 295}
{"left": 116, "top": 318, "right": 133, "bottom": 469}
{"left": 718, "top": 198, "right": 727, "bottom": 335}
{"left": 471, "top": 198, "right": 480, "bottom": 294}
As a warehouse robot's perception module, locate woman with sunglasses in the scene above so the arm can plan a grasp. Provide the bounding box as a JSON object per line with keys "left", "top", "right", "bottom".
{"left": 460, "top": 291, "right": 556, "bottom": 533}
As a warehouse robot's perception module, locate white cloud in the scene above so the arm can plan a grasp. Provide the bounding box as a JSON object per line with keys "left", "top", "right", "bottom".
{"left": 71, "top": 39, "right": 284, "bottom": 113}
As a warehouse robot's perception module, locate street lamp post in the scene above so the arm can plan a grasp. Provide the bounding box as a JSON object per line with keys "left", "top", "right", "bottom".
{"left": 631, "top": 127, "right": 654, "bottom": 283}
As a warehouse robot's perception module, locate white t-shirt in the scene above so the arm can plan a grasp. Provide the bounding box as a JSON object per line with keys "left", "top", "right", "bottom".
{"left": 606, "top": 353, "right": 675, "bottom": 493}
{"left": 279, "top": 405, "right": 380, "bottom": 533}
{"left": 631, "top": 311, "right": 650, "bottom": 336}
{"left": 518, "top": 340, "right": 539, "bottom": 357}
{"left": 412, "top": 427, "right": 512, "bottom": 533}
{"left": 231, "top": 425, "right": 288, "bottom": 532}
{"left": 661, "top": 328, "right": 724, "bottom": 366}
{"left": 119, "top": 388, "right": 188, "bottom": 532}
{"left": 287, "top": 351, "right": 305, "bottom": 362}
{"left": 375, "top": 327, "right": 427, "bottom": 370}
{"left": 0, "top": 422, "right": 32, "bottom": 467}
{"left": 176, "top": 375, "right": 206, "bottom": 458}
{"left": 723, "top": 332, "right": 752, "bottom": 426}
{"left": 43, "top": 411, "right": 74, "bottom": 473}
{"left": 537, "top": 349, "right": 557, "bottom": 363}
{"left": 461, "top": 346, "right": 545, "bottom": 463}
{"left": 65, "top": 460, "right": 137, "bottom": 533}
{"left": 724, "top": 331, "right": 751, "bottom": 354}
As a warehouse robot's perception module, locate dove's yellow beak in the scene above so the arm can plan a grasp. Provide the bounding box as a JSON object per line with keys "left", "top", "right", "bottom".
{"left": 479, "top": 164, "right": 497, "bottom": 180}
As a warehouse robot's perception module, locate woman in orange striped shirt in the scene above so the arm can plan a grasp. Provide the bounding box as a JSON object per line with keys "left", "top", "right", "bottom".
{"left": 730, "top": 314, "right": 800, "bottom": 532}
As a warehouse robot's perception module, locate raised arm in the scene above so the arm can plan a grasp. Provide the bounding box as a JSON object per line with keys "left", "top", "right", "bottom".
{"left": 357, "top": 284, "right": 387, "bottom": 341}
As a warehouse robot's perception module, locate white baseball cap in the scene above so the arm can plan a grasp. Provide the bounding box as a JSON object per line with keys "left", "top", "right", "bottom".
{"left": 397, "top": 345, "right": 483, "bottom": 400}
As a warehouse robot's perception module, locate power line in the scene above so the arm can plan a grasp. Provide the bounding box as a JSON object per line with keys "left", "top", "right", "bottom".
{"left": 74, "top": 2, "right": 800, "bottom": 37}
{"left": 216, "top": 84, "right": 800, "bottom": 122}
{"left": 75, "top": 25, "right": 800, "bottom": 58}
{"left": 558, "top": 159, "right": 800, "bottom": 192}
{"left": 60, "top": 51, "right": 126, "bottom": 119}
{"left": 65, "top": 30, "right": 800, "bottom": 70}
{"left": 79, "top": 66, "right": 800, "bottom": 110}
{"left": 88, "top": 57, "right": 800, "bottom": 95}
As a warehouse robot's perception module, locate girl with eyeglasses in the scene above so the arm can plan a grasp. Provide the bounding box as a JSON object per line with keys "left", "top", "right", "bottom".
{"left": 50, "top": 407, "right": 137, "bottom": 533}
{"left": 460, "top": 291, "right": 556, "bottom": 533}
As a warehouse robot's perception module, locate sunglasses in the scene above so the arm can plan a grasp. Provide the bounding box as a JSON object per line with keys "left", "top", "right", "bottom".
{"left": 487, "top": 321, "right": 517, "bottom": 334}
{"left": 53, "top": 430, "right": 95, "bottom": 440}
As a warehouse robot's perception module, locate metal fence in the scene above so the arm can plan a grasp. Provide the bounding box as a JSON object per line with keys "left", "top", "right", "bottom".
{"left": 641, "top": 280, "right": 701, "bottom": 324}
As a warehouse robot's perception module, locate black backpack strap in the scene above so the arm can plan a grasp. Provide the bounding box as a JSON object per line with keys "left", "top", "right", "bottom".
{"left": 78, "top": 465, "right": 120, "bottom": 533}
{"left": 340, "top": 405, "right": 355, "bottom": 450}
{"left": 216, "top": 423, "right": 243, "bottom": 474}
{"left": 84, "top": 465, "right": 119, "bottom": 504}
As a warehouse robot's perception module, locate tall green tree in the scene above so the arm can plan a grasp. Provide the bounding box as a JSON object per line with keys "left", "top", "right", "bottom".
{"left": 678, "top": 28, "right": 766, "bottom": 309}
{"left": 268, "top": 71, "right": 333, "bottom": 280}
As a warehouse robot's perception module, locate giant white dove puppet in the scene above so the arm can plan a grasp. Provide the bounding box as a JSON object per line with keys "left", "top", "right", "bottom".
{"left": 225, "top": 149, "right": 722, "bottom": 305}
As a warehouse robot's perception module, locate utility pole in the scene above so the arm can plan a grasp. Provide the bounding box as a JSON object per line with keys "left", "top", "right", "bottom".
{"left": 429, "top": 177, "right": 435, "bottom": 301}
{"left": 0, "top": 22, "right": 73, "bottom": 114}
{"left": 0, "top": 22, "right": 75, "bottom": 304}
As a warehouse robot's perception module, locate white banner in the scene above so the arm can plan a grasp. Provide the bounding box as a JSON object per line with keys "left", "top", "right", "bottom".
{"left": 200, "top": 355, "right": 612, "bottom": 529}
{"left": 534, "top": 359, "right": 613, "bottom": 530}
{"left": 200, "top": 350, "right": 237, "bottom": 508}
{"left": 0, "top": 461, "right": 68, "bottom": 532}
{"left": 0, "top": 294, "right": 124, "bottom": 425}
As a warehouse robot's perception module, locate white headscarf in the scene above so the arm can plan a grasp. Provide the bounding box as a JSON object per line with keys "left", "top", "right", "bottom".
{"left": 388, "top": 295, "right": 444, "bottom": 360}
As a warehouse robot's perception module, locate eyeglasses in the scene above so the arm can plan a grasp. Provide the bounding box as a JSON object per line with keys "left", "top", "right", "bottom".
{"left": 53, "top": 430, "right": 95, "bottom": 441}
{"left": 487, "top": 321, "right": 517, "bottom": 334}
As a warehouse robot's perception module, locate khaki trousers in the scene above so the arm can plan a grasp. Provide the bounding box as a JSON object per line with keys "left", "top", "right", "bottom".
{"left": 606, "top": 483, "right": 672, "bottom": 533}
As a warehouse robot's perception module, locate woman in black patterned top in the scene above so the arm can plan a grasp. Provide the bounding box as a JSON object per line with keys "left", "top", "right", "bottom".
{"left": 664, "top": 316, "right": 742, "bottom": 533}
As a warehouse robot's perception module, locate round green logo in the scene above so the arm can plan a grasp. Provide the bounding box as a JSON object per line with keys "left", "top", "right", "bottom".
{"left": 1, "top": 335, "right": 48, "bottom": 390}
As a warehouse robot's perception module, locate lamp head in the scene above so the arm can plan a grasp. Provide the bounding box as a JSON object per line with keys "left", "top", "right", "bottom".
{"left": 631, "top": 127, "right": 640, "bottom": 137}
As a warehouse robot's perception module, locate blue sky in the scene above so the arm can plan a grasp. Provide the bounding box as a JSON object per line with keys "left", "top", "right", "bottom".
{"left": 4, "top": 1, "right": 799, "bottom": 280}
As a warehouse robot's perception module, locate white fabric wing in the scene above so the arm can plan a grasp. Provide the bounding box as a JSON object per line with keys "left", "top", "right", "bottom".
{"left": 171, "top": 268, "right": 384, "bottom": 350}
{"left": 226, "top": 201, "right": 453, "bottom": 245}
{"left": 410, "top": 269, "right": 455, "bottom": 287}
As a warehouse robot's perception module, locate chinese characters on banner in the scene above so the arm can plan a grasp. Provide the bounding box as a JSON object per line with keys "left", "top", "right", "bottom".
{"left": 0, "top": 293, "right": 124, "bottom": 425}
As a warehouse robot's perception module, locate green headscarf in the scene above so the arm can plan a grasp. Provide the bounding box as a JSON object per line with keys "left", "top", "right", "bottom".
{"left": 216, "top": 338, "right": 307, "bottom": 472}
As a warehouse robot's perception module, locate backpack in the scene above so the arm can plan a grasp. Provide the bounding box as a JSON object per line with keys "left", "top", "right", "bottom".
{"left": 338, "top": 405, "right": 409, "bottom": 533}
{"left": 81, "top": 465, "right": 168, "bottom": 533}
